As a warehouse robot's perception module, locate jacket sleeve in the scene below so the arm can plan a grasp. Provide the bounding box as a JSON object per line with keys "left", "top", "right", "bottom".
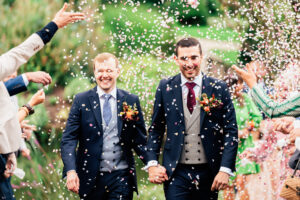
{"left": 131, "top": 96, "right": 148, "bottom": 165}
{"left": 220, "top": 83, "right": 239, "bottom": 171}
{"left": 61, "top": 95, "right": 81, "bottom": 176}
{"left": 4, "top": 75, "right": 27, "bottom": 96}
{"left": 146, "top": 80, "right": 166, "bottom": 162}
{"left": 0, "top": 34, "right": 44, "bottom": 81}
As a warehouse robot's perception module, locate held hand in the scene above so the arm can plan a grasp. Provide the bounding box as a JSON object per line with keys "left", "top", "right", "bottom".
{"left": 53, "top": 3, "right": 85, "bottom": 28}
{"left": 289, "top": 128, "right": 300, "bottom": 143}
{"left": 66, "top": 171, "right": 80, "bottom": 194}
{"left": 28, "top": 89, "right": 45, "bottom": 107}
{"left": 148, "top": 165, "right": 168, "bottom": 184}
{"left": 211, "top": 171, "right": 229, "bottom": 191}
{"left": 4, "top": 153, "right": 17, "bottom": 178}
{"left": 21, "top": 148, "right": 31, "bottom": 159}
{"left": 21, "top": 120, "right": 36, "bottom": 140}
{"left": 232, "top": 64, "right": 257, "bottom": 89}
{"left": 25, "top": 71, "right": 52, "bottom": 86}
{"left": 273, "top": 117, "right": 295, "bottom": 134}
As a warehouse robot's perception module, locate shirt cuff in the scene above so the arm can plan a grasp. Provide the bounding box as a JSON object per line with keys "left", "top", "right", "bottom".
{"left": 36, "top": 21, "right": 58, "bottom": 45}
{"left": 219, "top": 166, "right": 234, "bottom": 177}
{"left": 295, "top": 137, "right": 300, "bottom": 151}
{"left": 142, "top": 160, "right": 158, "bottom": 172}
{"left": 22, "top": 74, "right": 29, "bottom": 86}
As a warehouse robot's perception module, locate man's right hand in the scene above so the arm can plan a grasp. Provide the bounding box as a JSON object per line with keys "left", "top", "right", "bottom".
{"left": 273, "top": 117, "right": 295, "bottom": 134}
{"left": 148, "top": 165, "right": 168, "bottom": 184}
{"left": 66, "top": 170, "right": 80, "bottom": 194}
{"left": 53, "top": 3, "right": 85, "bottom": 29}
{"left": 25, "top": 71, "right": 52, "bottom": 86}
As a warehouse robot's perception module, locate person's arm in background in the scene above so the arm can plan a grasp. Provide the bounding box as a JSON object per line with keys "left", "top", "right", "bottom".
{"left": 233, "top": 64, "right": 300, "bottom": 118}
{"left": 0, "top": 3, "right": 85, "bottom": 81}
{"left": 18, "top": 89, "right": 45, "bottom": 122}
{"left": 4, "top": 71, "right": 52, "bottom": 96}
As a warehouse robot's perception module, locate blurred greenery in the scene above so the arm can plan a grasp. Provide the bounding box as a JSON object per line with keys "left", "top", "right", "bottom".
{"left": 102, "top": 3, "right": 176, "bottom": 57}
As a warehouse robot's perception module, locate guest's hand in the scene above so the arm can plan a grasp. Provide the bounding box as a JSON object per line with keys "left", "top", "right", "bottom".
{"left": 25, "top": 71, "right": 52, "bottom": 86}
{"left": 289, "top": 128, "right": 300, "bottom": 143}
{"left": 66, "top": 170, "right": 80, "bottom": 194}
{"left": 232, "top": 64, "right": 257, "bottom": 89}
{"left": 211, "top": 171, "right": 229, "bottom": 191}
{"left": 273, "top": 117, "right": 295, "bottom": 134}
{"left": 28, "top": 89, "right": 45, "bottom": 107}
{"left": 21, "top": 148, "right": 31, "bottom": 159}
{"left": 21, "top": 120, "right": 36, "bottom": 140}
{"left": 3, "top": 153, "right": 17, "bottom": 178}
{"left": 148, "top": 165, "right": 168, "bottom": 184}
{"left": 238, "top": 129, "right": 249, "bottom": 139}
{"left": 53, "top": 3, "right": 85, "bottom": 29}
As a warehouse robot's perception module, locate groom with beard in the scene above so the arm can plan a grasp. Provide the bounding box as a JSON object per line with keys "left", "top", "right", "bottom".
{"left": 146, "top": 38, "right": 238, "bottom": 200}
{"left": 61, "top": 53, "right": 148, "bottom": 199}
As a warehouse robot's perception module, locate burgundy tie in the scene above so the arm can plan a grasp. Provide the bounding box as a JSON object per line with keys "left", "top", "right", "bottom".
{"left": 185, "top": 82, "right": 196, "bottom": 114}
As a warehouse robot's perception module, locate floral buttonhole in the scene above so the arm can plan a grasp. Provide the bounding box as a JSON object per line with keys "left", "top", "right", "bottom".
{"left": 119, "top": 102, "right": 139, "bottom": 121}
{"left": 196, "top": 93, "right": 223, "bottom": 115}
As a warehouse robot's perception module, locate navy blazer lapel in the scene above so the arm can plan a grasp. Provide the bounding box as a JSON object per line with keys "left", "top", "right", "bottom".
{"left": 88, "top": 87, "right": 104, "bottom": 134}
{"left": 171, "top": 74, "right": 184, "bottom": 122}
{"left": 117, "top": 89, "right": 125, "bottom": 136}
{"left": 200, "top": 75, "right": 213, "bottom": 130}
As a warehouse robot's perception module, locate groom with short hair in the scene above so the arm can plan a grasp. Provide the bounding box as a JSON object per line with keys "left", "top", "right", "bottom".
{"left": 61, "top": 53, "right": 148, "bottom": 199}
{"left": 146, "top": 37, "right": 238, "bottom": 200}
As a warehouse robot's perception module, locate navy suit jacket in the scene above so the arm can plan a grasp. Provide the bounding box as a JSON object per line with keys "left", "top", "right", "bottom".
{"left": 4, "top": 75, "right": 27, "bottom": 96}
{"left": 61, "top": 87, "right": 148, "bottom": 196}
{"left": 147, "top": 74, "right": 238, "bottom": 178}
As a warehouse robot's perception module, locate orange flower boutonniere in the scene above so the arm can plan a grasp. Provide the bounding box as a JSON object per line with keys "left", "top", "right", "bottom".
{"left": 196, "top": 93, "right": 223, "bottom": 115}
{"left": 119, "top": 102, "right": 139, "bottom": 121}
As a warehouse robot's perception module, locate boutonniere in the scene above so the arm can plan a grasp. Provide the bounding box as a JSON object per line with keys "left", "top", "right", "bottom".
{"left": 119, "top": 102, "right": 139, "bottom": 121}
{"left": 196, "top": 93, "right": 223, "bottom": 114}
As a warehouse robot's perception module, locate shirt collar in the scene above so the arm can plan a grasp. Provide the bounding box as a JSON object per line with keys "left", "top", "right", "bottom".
{"left": 97, "top": 86, "right": 117, "bottom": 99}
{"left": 180, "top": 72, "right": 202, "bottom": 87}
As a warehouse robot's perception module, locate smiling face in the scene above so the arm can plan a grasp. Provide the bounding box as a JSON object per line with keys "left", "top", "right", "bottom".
{"left": 175, "top": 45, "right": 202, "bottom": 81}
{"left": 94, "top": 56, "right": 120, "bottom": 93}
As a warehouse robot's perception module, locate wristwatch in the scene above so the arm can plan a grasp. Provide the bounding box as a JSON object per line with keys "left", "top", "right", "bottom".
{"left": 22, "top": 104, "right": 35, "bottom": 115}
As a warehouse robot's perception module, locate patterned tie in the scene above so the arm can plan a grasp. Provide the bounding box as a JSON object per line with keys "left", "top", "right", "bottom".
{"left": 186, "top": 82, "right": 196, "bottom": 114}
{"left": 102, "top": 94, "right": 112, "bottom": 126}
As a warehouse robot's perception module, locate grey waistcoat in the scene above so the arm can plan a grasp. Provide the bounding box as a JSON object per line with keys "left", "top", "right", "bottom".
{"left": 99, "top": 104, "right": 128, "bottom": 172}
{"left": 180, "top": 97, "right": 207, "bottom": 164}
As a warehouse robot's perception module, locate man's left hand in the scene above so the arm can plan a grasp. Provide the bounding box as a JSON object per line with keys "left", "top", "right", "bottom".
{"left": 211, "top": 171, "right": 229, "bottom": 191}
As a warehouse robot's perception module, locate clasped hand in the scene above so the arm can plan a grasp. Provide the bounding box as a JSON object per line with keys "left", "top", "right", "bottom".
{"left": 148, "top": 165, "right": 168, "bottom": 184}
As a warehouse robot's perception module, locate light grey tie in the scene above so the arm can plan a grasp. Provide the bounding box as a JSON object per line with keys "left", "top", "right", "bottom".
{"left": 102, "top": 94, "right": 112, "bottom": 126}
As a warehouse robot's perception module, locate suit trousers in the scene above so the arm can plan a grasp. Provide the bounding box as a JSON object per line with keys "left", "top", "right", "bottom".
{"left": 164, "top": 164, "right": 218, "bottom": 200}
{"left": 0, "top": 154, "right": 15, "bottom": 200}
{"left": 80, "top": 169, "right": 133, "bottom": 200}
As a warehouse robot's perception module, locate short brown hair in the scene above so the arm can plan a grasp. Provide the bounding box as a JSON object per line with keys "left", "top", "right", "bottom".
{"left": 93, "top": 53, "right": 119, "bottom": 70}
{"left": 175, "top": 37, "right": 202, "bottom": 56}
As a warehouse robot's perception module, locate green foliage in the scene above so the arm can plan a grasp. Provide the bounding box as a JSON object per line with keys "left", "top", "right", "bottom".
{"left": 102, "top": 4, "right": 176, "bottom": 57}
{"left": 63, "top": 77, "right": 93, "bottom": 100}
{"left": 212, "top": 49, "right": 239, "bottom": 66}
{"left": 0, "top": 0, "right": 106, "bottom": 90}
{"left": 167, "top": 0, "right": 209, "bottom": 25}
